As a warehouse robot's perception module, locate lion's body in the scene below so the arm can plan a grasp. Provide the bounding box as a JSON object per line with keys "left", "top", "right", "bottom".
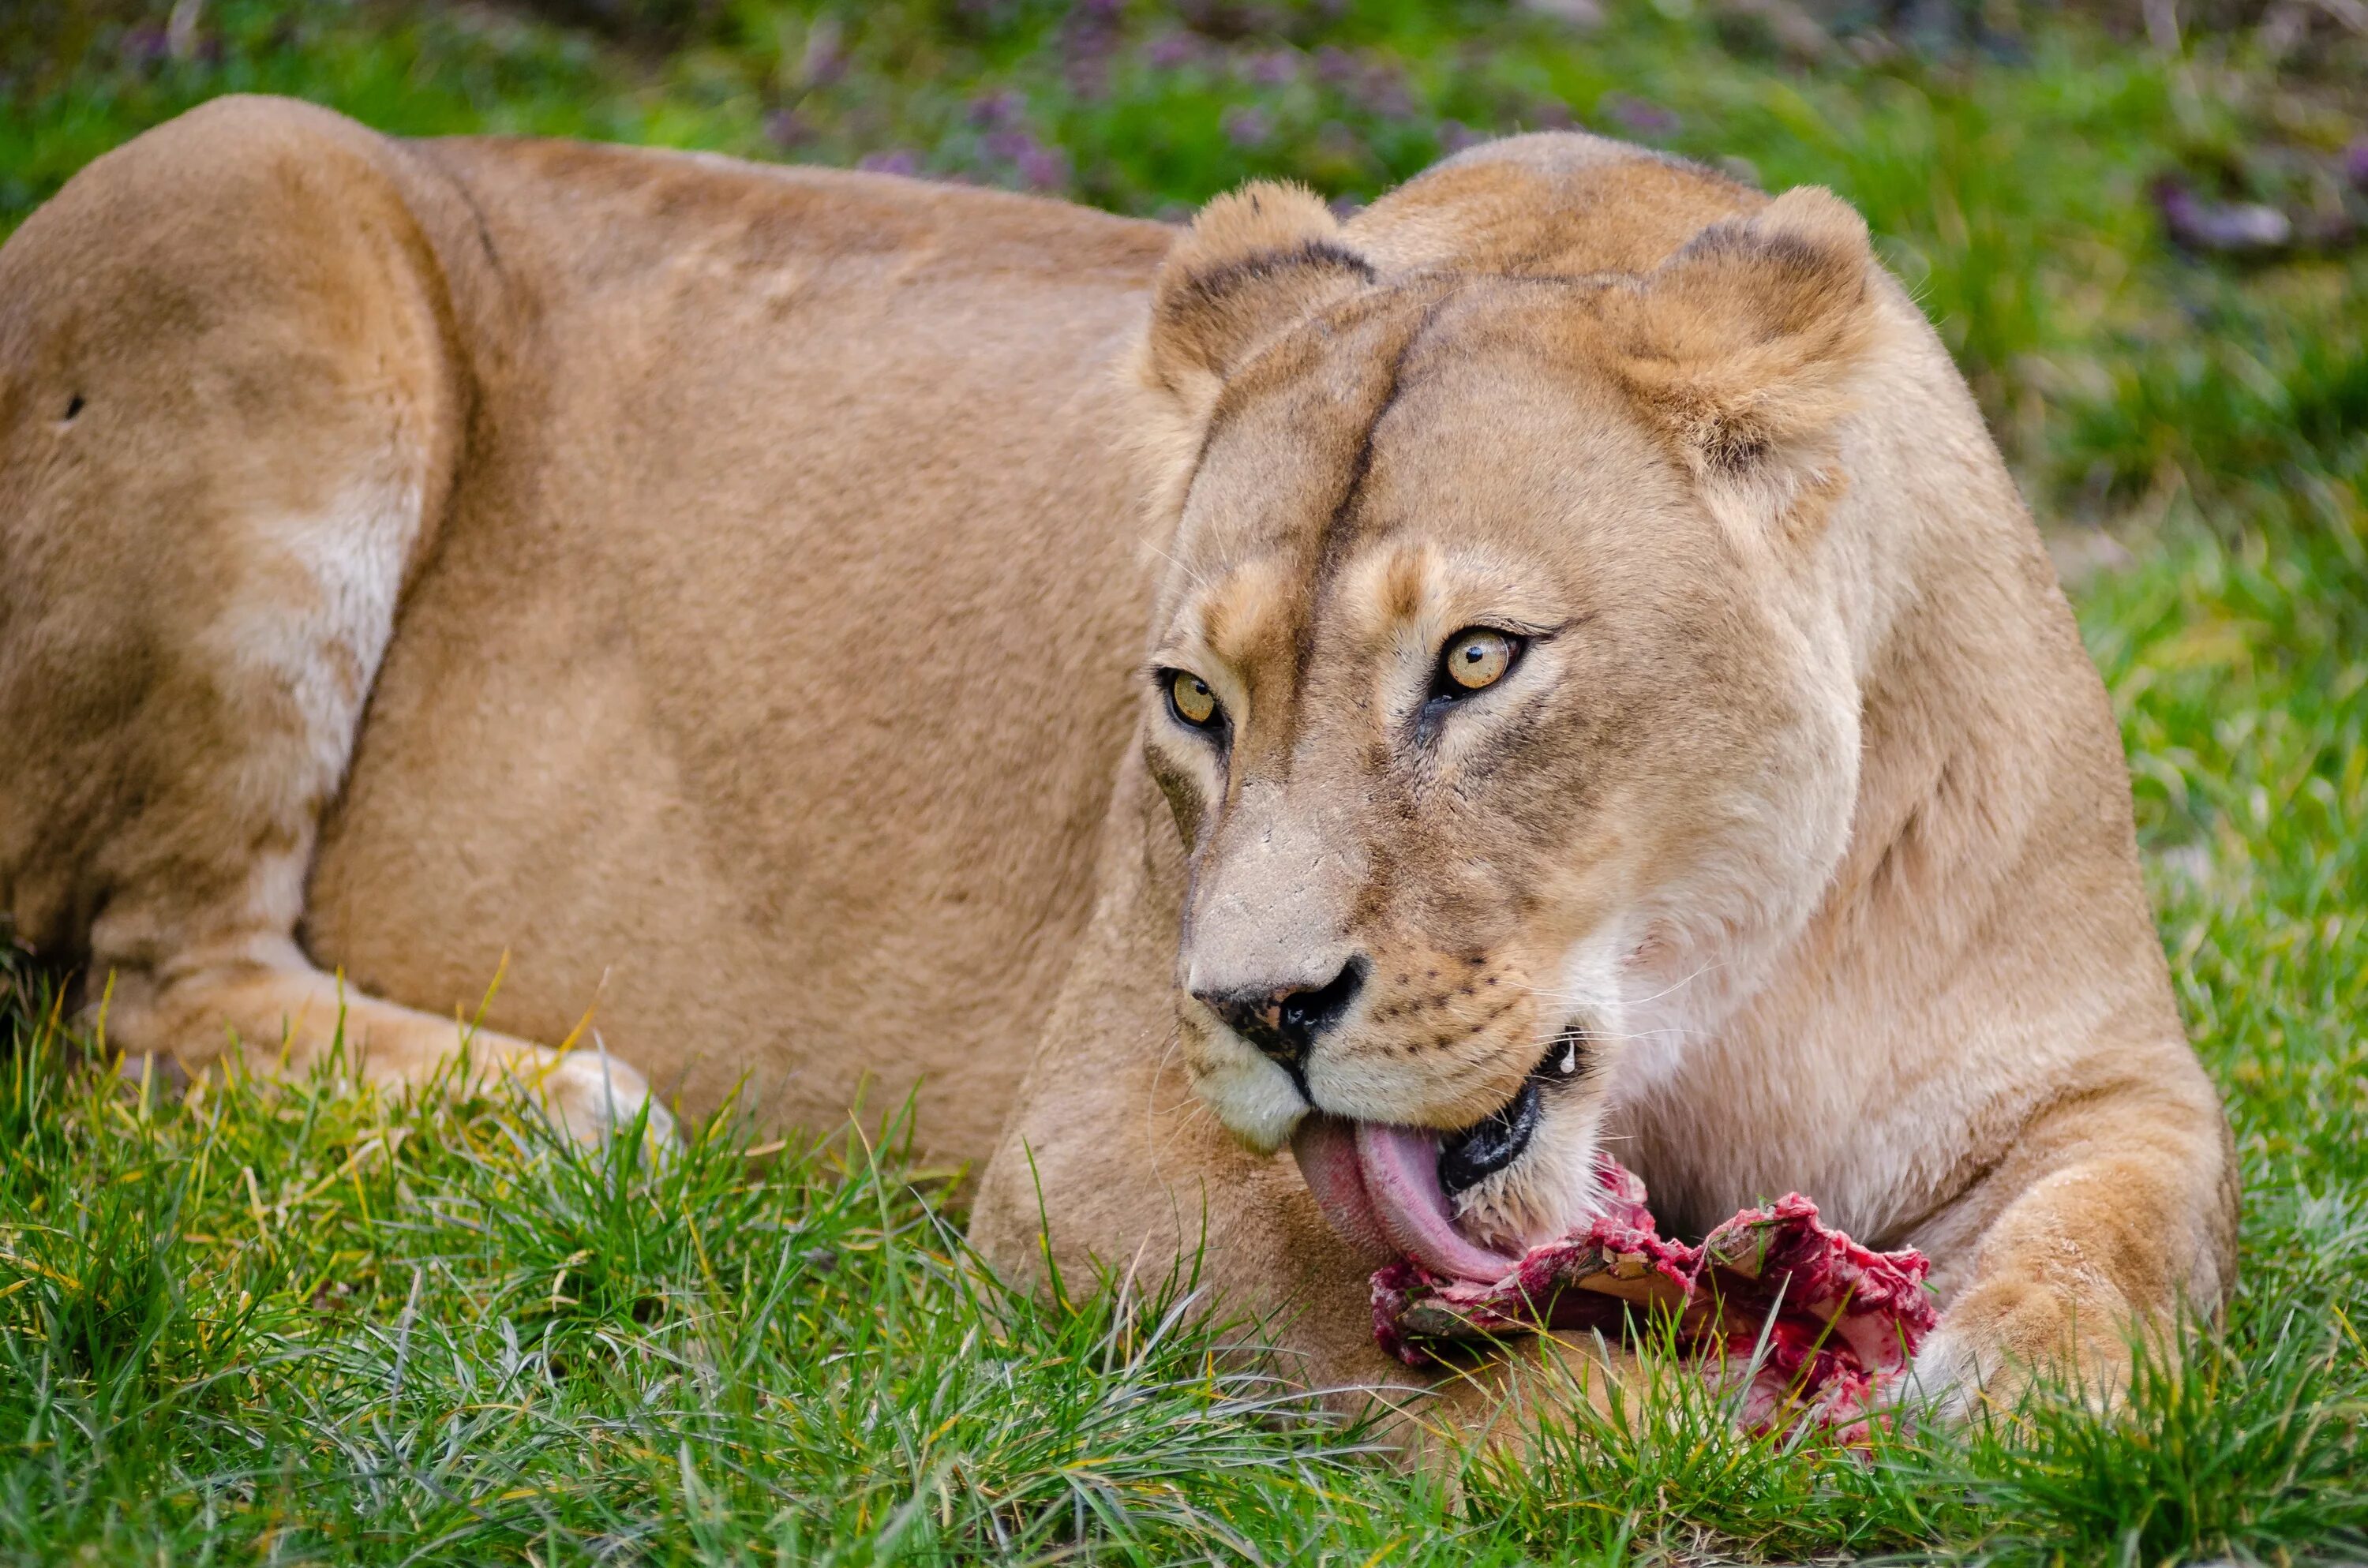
{"left": 0, "top": 98, "right": 2235, "bottom": 1431}
{"left": 1, "top": 98, "right": 1164, "bottom": 1162}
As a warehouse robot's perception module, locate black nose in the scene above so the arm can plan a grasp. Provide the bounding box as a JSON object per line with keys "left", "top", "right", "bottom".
{"left": 1196, "top": 959, "right": 1366, "bottom": 1071}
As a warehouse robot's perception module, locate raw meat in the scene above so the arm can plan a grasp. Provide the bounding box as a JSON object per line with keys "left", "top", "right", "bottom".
{"left": 1369, "top": 1158, "right": 1939, "bottom": 1434}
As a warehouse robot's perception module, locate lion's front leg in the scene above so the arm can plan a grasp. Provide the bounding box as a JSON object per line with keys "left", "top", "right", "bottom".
{"left": 103, "top": 952, "right": 673, "bottom": 1146}
{"left": 968, "top": 754, "right": 1402, "bottom": 1390}
{"left": 1911, "top": 1078, "right": 2239, "bottom": 1415}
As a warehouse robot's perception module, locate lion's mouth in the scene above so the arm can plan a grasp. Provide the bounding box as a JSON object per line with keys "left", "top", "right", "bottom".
{"left": 1290, "top": 1037, "right": 1583, "bottom": 1285}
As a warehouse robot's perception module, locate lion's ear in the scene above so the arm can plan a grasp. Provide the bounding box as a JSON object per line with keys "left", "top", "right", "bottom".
{"left": 1600, "top": 186, "right": 1876, "bottom": 489}
{"left": 1137, "top": 182, "right": 1376, "bottom": 425}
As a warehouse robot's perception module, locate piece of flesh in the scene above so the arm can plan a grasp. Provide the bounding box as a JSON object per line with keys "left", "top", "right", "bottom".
{"left": 1367, "top": 1157, "right": 1939, "bottom": 1435}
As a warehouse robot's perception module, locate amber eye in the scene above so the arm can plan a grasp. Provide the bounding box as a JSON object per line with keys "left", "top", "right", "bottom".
{"left": 1440, "top": 628, "right": 1519, "bottom": 694}
{"left": 1167, "top": 669, "right": 1221, "bottom": 728}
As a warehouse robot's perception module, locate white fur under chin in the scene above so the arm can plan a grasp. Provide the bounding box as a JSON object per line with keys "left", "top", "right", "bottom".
{"left": 1451, "top": 1090, "right": 1608, "bottom": 1254}
{"left": 1186, "top": 1034, "right": 1307, "bottom": 1153}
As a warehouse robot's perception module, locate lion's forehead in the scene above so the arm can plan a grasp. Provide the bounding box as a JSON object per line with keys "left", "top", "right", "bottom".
{"left": 1175, "top": 285, "right": 1647, "bottom": 557}
{"left": 1160, "top": 299, "right": 1703, "bottom": 724}
{"left": 1172, "top": 293, "right": 1428, "bottom": 569}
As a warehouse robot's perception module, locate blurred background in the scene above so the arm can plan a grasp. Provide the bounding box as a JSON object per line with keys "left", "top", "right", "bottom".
{"left": 6, "top": 2, "right": 2368, "bottom": 537}
{"left": 5, "top": 2, "right": 2367, "bottom": 529}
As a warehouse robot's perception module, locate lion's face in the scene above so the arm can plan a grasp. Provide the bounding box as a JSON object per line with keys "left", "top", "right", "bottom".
{"left": 1133, "top": 178, "right": 1877, "bottom": 1276}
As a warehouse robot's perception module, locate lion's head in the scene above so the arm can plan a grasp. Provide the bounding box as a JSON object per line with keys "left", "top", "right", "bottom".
{"left": 1130, "top": 137, "right": 1888, "bottom": 1282}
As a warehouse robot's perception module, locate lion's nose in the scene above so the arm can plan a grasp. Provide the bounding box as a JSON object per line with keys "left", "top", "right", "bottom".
{"left": 1194, "top": 959, "right": 1366, "bottom": 1071}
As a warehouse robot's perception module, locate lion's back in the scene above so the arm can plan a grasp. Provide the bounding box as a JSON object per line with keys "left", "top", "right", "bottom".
{"left": 0, "top": 96, "right": 1172, "bottom": 1155}
{"left": 299, "top": 128, "right": 1174, "bottom": 1147}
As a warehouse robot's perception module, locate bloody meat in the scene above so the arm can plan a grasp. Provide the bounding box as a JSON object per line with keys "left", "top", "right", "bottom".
{"left": 1370, "top": 1158, "right": 1939, "bottom": 1434}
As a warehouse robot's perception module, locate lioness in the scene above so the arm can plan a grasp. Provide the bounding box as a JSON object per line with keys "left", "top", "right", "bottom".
{"left": 0, "top": 95, "right": 2235, "bottom": 1431}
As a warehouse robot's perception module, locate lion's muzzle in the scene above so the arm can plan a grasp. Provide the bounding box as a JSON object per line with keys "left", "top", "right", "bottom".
{"left": 1190, "top": 956, "right": 1365, "bottom": 1099}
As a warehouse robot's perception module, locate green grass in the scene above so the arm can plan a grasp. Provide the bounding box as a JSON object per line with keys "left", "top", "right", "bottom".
{"left": 3, "top": 1, "right": 2366, "bottom": 1561}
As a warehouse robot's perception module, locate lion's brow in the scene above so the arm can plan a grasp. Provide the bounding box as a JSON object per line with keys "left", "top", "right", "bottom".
{"left": 1284, "top": 293, "right": 1449, "bottom": 730}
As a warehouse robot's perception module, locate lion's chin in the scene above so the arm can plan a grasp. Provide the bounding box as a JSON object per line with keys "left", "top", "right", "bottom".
{"left": 1188, "top": 1048, "right": 1307, "bottom": 1154}
{"left": 1447, "top": 1090, "right": 1606, "bottom": 1256}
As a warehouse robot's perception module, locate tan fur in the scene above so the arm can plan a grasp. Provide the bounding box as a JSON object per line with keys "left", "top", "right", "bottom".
{"left": 0, "top": 96, "right": 1162, "bottom": 1147}
{"left": 1, "top": 103, "right": 2234, "bottom": 1441}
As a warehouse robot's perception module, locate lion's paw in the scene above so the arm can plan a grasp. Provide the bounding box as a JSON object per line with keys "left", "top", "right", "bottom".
{"left": 523, "top": 1048, "right": 679, "bottom": 1152}
{"left": 1906, "top": 1278, "right": 2137, "bottom": 1421}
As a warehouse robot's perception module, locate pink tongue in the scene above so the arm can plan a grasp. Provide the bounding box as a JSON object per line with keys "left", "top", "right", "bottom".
{"left": 1288, "top": 1115, "right": 1394, "bottom": 1266}
{"left": 1290, "top": 1115, "right": 1517, "bottom": 1284}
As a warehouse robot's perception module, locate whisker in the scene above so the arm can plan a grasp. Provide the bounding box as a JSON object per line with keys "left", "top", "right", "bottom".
{"left": 1516, "top": 954, "right": 1729, "bottom": 1012}
{"left": 1144, "top": 542, "right": 1215, "bottom": 596}
{"left": 1629, "top": 957, "right": 1731, "bottom": 1008}
{"left": 1148, "top": 1027, "right": 1202, "bottom": 1178}
{"left": 1511, "top": 1021, "right": 1716, "bottom": 1053}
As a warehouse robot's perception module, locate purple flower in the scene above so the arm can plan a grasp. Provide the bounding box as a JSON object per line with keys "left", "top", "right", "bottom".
{"left": 1602, "top": 93, "right": 1677, "bottom": 136}
{"left": 979, "top": 128, "right": 1072, "bottom": 193}
{"left": 982, "top": 128, "right": 1032, "bottom": 162}
{"left": 764, "top": 109, "right": 814, "bottom": 150}
{"left": 1243, "top": 48, "right": 1301, "bottom": 88}
{"left": 1015, "top": 144, "right": 1070, "bottom": 192}
{"left": 968, "top": 90, "right": 1024, "bottom": 130}
{"left": 1062, "top": 0, "right": 1123, "bottom": 98}
{"left": 1222, "top": 105, "right": 1273, "bottom": 149}
{"left": 2346, "top": 137, "right": 2368, "bottom": 193}
{"left": 1437, "top": 120, "right": 1484, "bottom": 155}
{"left": 120, "top": 25, "right": 170, "bottom": 65}
{"left": 1345, "top": 60, "right": 1413, "bottom": 121}
{"left": 2152, "top": 176, "right": 2291, "bottom": 256}
{"left": 1146, "top": 33, "right": 1198, "bottom": 69}
{"left": 800, "top": 21, "right": 848, "bottom": 90}
{"left": 857, "top": 150, "right": 921, "bottom": 178}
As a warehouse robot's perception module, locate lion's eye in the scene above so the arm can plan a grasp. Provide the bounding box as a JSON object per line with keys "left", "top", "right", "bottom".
{"left": 1439, "top": 628, "right": 1519, "bottom": 694}
{"left": 1166, "top": 670, "right": 1221, "bottom": 729}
